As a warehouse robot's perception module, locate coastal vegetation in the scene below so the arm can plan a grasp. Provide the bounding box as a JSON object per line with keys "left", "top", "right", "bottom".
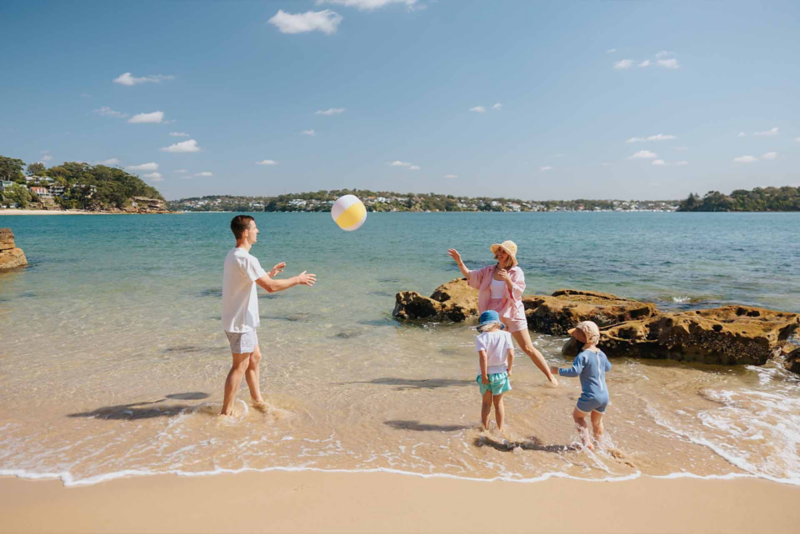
{"left": 169, "top": 190, "right": 679, "bottom": 213}
{"left": 678, "top": 186, "right": 800, "bottom": 212}
{"left": 0, "top": 155, "right": 164, "bottom": 211}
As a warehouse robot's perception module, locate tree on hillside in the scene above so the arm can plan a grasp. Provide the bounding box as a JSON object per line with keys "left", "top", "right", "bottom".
{"left": 3, "top": 183, "right": 33, "bottom": 208}
{"left": 27, "top": 162, "right": 46, "bottom": 176}
{"left": 0, "top": 156, "right": 26, "bottom": 182}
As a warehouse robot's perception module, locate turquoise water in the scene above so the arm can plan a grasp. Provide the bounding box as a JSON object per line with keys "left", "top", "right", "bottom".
{"left": 1, "top": 212, "right": 799, "bottom": 486}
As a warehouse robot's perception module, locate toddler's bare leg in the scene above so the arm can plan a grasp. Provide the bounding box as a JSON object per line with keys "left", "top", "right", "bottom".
{"left": 573, "top": 407, "right": 593, "bottom": 449}
{"left": 493, "top": 393, "right": 505, "bottom": 430}
{"left": 591, "top": 410, "right": 605, "bottom": 443}
{"left": 481, "top": 390, "right": 493, "bottom": 430}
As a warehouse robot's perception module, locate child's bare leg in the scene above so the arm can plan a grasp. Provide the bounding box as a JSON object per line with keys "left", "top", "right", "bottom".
{"left": 591, "top": 410, "right": 605, "bottom": 443}
{"left": 492, "top": 393, "right": 505, "bottom": 430}
{"left": 481, "top": 390, "right": 493, "bottom": 430}
{"left": 572, "top": 407, "right": 592, "bottom": 450}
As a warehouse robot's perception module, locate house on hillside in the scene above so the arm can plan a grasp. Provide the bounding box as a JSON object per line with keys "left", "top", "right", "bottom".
{"left": 29, "top": 186, "right": 52, "bottom": 199}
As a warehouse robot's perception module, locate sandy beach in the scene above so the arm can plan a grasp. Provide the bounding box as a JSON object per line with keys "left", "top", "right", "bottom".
{"left": 2, "top": 471, "right": 797, "bottom": 533}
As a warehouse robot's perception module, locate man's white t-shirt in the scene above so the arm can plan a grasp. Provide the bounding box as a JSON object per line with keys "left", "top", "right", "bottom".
{"left": 222, "top": 247, "right": 267, "bottom": 333}
{"left": 475, "top": 330, "right": 514, "bottom": 375}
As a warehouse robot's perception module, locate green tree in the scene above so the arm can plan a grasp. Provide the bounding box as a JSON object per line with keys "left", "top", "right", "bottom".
{"left": 27, "top": 162, "right": 46, "bottom": 176}
{"left": 0, "top": 156, "right": 26, "bottom": 182}
{"left": 5, "top": 183, "right": 33, "bottom": 208}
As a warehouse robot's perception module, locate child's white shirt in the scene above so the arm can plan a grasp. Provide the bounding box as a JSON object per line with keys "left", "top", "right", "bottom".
{"left": 475, "top": 330, "right": 514, "bottom": 374}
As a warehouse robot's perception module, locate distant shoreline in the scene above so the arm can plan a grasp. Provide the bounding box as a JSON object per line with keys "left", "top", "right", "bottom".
{"left": 0, "top": 209, "right": 177, "bottom": 216}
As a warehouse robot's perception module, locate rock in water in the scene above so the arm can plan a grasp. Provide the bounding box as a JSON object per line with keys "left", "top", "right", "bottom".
{"left": 393, "top": 278, "right": 478, "bottom": 322}
{"left": 598, "top": 306, "right": 800, "bottom": 365}
{"left": 0, "top": 229, "right": 28, "bottom": 271}
{"left": 785, "top": 347, "right": 800, "bottom": 375}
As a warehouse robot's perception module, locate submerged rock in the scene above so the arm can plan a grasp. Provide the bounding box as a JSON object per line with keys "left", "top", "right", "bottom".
{"left": 393, "top": 278, "right": 478, "bottom": 322}
{"left": 784, "top": 347, "right": 800, "bottom": 375}
{"left": 0, "top": 229, "right": 28, "bottom": 271}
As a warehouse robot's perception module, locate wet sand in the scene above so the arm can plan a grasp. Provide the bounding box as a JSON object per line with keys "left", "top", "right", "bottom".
{"left": 1, "top": 471, "right": 797, "bottom": 533}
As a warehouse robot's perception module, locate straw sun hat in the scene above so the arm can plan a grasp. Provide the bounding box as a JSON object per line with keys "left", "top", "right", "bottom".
{"left": 490, "top": 240, "right": 518, "bottom": 267}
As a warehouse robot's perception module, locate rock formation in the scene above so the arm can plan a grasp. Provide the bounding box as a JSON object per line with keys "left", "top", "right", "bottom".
{"left": 784, "top": 347, "right": 800, "bottom": 375}
{"left": 0, "top": 228, "right": 28, "bottom": 271}
{"left": 393, "top": 279, "right": 800, "bottom": 366}
{"left": 393, "top": 278, "right": 478, "bottom": 322}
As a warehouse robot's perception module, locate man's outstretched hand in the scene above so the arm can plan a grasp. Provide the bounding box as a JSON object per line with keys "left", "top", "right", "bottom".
{"left": 297, "top": 271, "right": 316, "bottom": 287}
{"left": 269, "top": 262, "right": 286, "bottom": 277}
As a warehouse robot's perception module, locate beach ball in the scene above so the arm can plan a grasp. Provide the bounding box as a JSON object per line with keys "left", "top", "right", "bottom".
{"left": 331, "top": 195, "right": 367, "bottom": 231}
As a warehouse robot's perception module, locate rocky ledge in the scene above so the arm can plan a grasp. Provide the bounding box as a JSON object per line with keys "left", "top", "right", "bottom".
{"left": 393, "top": 278, "right": 800, "bottom": 371}
{"left": 0, "top": 228, "right": 28, "bottom": 271}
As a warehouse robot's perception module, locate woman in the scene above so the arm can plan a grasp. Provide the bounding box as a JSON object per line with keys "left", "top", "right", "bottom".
{"left": 448, "top": 241, "right": 558, "bottom": 385}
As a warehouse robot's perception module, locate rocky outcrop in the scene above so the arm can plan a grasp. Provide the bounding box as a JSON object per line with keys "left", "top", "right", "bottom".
{"left": 522, "top": 289, "right": 658, "bottom": 335}
{"left": 393, "top": 278, "right": 478, "bottom": 322}
{"left": 565, "top": 306, "right": 800, "bottom": 365}
{"left": 0, "top": 228, "right": 28, "bottom": 271}
{"left": 394, "top": 280, "right": 800, "bottom": 366}
{"left": 784, "top": 347, "right": 800, "bottom": 375}
{"left": 130, "top": 197, "right": 170, "bottom": 214}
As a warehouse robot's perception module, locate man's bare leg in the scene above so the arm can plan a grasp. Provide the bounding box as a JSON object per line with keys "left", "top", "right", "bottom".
{"left": 245, "top": 344, "right": 266, "bottom": 409}
{"left": 221, "top": 352, "right": 251, "bottom": 415}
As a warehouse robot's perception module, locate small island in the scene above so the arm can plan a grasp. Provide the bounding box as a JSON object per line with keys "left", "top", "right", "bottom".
{"left": 0, "top": 155, "right": 168, "bottom": 214}
{"left": 677, "top": 187, "right": 800, "bottom": 212}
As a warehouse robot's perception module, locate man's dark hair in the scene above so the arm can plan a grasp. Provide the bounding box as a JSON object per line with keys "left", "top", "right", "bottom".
{"left": 230, "top": 215, "right": 255, "bottom": 239}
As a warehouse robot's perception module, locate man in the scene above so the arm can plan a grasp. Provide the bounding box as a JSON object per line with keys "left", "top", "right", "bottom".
{"left": 221, "top": 215, "right": 316, "bottom": 415}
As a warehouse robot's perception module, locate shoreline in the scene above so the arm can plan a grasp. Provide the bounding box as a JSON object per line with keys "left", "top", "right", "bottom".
{"left": 2, "top": 470, "right": 798, "bottom": 533}
{"left": 0, "top": 209, "right": 175, "bottom": 216}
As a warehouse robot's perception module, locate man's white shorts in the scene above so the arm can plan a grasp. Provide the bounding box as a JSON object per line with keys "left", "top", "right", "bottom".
{"left": 225, "top": 330, "right": 258, "bottom": 354}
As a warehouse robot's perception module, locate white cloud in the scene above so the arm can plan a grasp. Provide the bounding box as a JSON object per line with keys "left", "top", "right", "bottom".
{"left": 540, "top": 166, "right": 553, "bottom": 171}
{"left": 256, "top": 160, "right": 278, "bottom": 166}
{"left": 194, "top": 171, "right": 213, "bottom": 177}
{"left": 409, "top": 165, "right": 420, "bottom": 171}
{"left": 174, "top": 169, "right": 187, "bottom": 173}
{"left": 614, "top": 59, "right": 633, "bottom": 70}
{"left": 389, "top": 161, "right": 412, "bottom": 167}
{"left": 41, "top": 155, "right": 53, "bottom": 162}
{"left": 733, "top": 155, "right": 758, "bottom": 163}
{"left": 492, "top": 103, "right": 502, "bottom": 110}
{"left": 444, "top": 174, "right": 457, "bottom": 179}
{"left": 628, "top": 150, "right": 657, "bottom": 159}
{"left": 143, "top": 172, "right": 163, "bottom": 181}
{"left": 113, "top": 73, "right": 174, "bottom": 86}
{"left": 316, "top": 0, "right": 417, "bottom": 10}
{"left": 738, "top": 132, "right": 746, "bottom": 137}
{"left": 606, "top": 48, "right": 617, "bottom": 53}
{"left": 315, "top": 108, "right": 345, "bottom": 115}
{"left": 170, "top": 132, "right": 190, "bottom": 137}
{"left": 161, "top": 139, "right": 200, "bottom": 153}
{"left": 754, "top": 127, "right": 779, "bottom": 137}
{"left": 268, "top": 10, "right": 343, "bottom": 35}
{"left": 655, "top": 51, "right": 673, "bottom": 58}
{"left": 128, "top": 111, "right": 165, "bottom": 124}
{"left": 94, "top": 106, "right": 128, "bottom": 119}
{"left": 300, "top": 129, "right": 316, "bottom": 136}
{"left": 97, "top": 158, "right": 120, "bottom": 165}
{"left": 639, "top": 60, "right": 651, "bottom": 67}
{"left": 652, "top": 159, "right": 666, "bottom": 166}
{"left": 469, "top": 106, "right": 486, "bottom": 113}
{"left": 657, "top": 58, "right": 680, "bottom": 69}
{"left": 795, "top": 137, "right": 800, "bottom": 142}
{"left": 627, "top": 134, "right": 676, "bottom": 143}
{"left": 126, "top": 162, "right": 159, "bottom": 172}
{"left": 675, "top": 161, "right": 689, "bottom": 166}
{"left": 762, "top": 152, "right": 777, "bottom": 160}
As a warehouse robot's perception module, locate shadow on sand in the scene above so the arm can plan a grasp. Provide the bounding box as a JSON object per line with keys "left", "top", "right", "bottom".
{"left": 475, "top": 434, "right": 577, "bottom": 453}
{"left": 344, "top": 377, "right": 474, "bottom": 390}
{"left": 384, "top": 420, "right": 473, "bottom": 432}
{"left": 67, "top": 392, "right": 211, "bottom": 421}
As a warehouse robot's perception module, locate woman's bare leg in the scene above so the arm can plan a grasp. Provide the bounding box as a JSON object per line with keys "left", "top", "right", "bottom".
{"left": 510, "top": 327, "right": 558, "bottom": 385}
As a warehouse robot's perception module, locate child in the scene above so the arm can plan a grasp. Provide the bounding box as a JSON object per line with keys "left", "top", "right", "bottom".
{"left": 475, "top": 310, "right": 515, "bottom": 431}
{"left": 550, "top": 321, "right": 612, "bottom": 450}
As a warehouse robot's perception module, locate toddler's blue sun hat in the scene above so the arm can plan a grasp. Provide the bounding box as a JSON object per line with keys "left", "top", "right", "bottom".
{"left": 478, "top": 310, "right": 505, "bottom": 329}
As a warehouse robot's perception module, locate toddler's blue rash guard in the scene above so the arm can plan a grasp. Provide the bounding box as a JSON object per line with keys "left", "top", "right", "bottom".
{"left": 559, "top": 349, "right": 612, "bottom": 408}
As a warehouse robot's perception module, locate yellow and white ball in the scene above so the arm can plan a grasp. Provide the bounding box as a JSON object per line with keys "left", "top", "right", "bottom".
{"left": 331, "top": 195, "right": 367, "bottom": 231}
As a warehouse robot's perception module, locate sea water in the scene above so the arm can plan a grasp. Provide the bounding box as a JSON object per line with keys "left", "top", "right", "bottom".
{"left": 1, "top": 212, "right": 798, "bottom": 486}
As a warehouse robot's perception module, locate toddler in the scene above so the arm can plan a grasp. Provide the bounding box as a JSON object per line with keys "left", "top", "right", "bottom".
{"left": 475, "top": 310, "right": 515, "bottom": 430}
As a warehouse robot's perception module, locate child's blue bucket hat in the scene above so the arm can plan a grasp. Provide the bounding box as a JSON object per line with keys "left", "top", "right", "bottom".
{"left": 478, "top": 310, "right": 505, "bottom": 329}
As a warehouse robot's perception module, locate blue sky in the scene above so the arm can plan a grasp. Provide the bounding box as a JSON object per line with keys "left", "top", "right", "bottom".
{"left": 1, "top": 0, "right": 798, "bottom": 201}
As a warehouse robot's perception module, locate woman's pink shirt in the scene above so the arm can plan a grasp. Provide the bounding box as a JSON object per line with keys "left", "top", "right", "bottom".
{"left": 466, "top": 265, "right": 527, "bottom": 321}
